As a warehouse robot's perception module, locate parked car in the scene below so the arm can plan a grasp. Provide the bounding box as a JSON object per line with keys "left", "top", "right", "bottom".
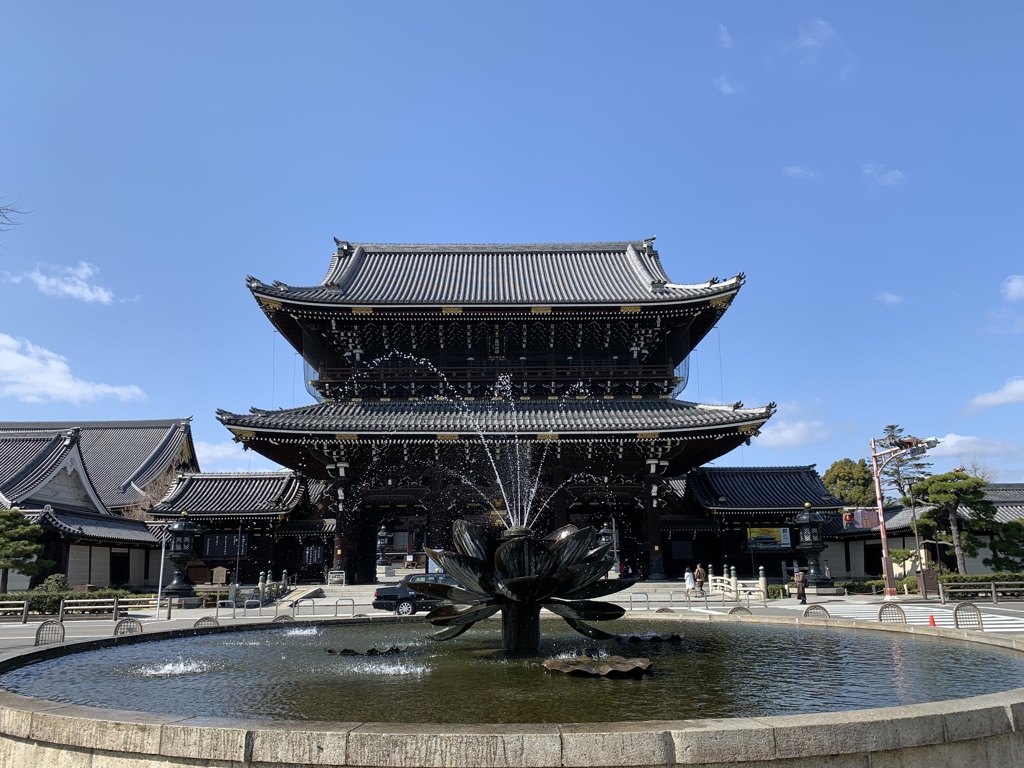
{"left": 372, "top": 573, "right": 462, "bottom": 615}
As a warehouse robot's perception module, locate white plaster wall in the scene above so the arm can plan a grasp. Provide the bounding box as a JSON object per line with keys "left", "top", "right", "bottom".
{"left": 848, "top": 541, "right": 866, "bottom": 578}
{"left": 90, "top": 547, "right": 111, "bottom": 587}
{"left": 5, "top": 572, "right": 30, "bottom": 592}
{"left": 67, "top": 546, "right": 91, "bottom": 586}
{"left": 821, "top": 543, "right": 844, "bottom": 579}
{"left": 129, "top": 548, "right": 146, "bottom": 587}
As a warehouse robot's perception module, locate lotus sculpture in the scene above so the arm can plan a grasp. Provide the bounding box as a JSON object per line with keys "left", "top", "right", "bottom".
{"left": 407, "top": 519, "right": 635, "bottom": 654}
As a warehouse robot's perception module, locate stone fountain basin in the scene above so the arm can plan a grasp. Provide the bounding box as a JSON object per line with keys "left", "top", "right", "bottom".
{"left": 1, "top": 615, "right": 1022, "bottom": 767}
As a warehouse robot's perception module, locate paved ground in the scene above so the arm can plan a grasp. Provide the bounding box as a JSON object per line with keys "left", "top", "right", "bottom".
{"left": 2, "top": 577, "right": 1022, "bottom": 653}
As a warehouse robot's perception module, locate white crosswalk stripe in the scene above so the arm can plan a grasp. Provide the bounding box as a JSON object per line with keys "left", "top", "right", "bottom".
{"left": 785, "top": 604, "right": 1024, "bottom": 633}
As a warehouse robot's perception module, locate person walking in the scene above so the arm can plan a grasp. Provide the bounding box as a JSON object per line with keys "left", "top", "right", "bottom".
{"left": 694, "top": 563, "right": 706, "bottom": 596}
{"left": 794, "top": 568, "right": 807, "bottom": 605}
{"left": 683, "top": 567, "right": 695, "bottom": 596}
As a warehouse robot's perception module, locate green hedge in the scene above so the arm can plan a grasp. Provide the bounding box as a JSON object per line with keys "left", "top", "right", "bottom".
{"left": 937, "top": 572, "right": 1024, "bottom": 584}
{"left": 0, "top": 588, "right": 136, "bottom": 615}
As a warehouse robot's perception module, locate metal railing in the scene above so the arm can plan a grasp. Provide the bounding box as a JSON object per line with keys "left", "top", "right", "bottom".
{"left": 334, "top": 598, "right": 356, "bottom": 617}
{"left": 58, "top": 597, "right": 168, "bottom": 622}
{"left": 938, "top": 581, "right": 1024, "bottom": 605}
{"left": 628, "top": 592, "right": 650, "bottom": 611}
{"left": 0, "top": 600, "right": 29, "bottom": 623}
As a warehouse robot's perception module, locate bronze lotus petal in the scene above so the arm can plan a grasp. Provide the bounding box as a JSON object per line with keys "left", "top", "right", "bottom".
{"left": 559, "top": 616, "right": 621, "bottom": 641}
{"left": 423, "top": 548, "right": 493, "bottom": 596}
{"left": 430, "top": 623, "right": 474, "bottom": 641}
{"left": 542, "top": 599, "right": 626, "bottom": 622}
{"left": 405, "top": 580, "right": 486, "bottom": 605}
{"left": 547, "top": 526, "right": 597, "bottom": 571}
{"left": 559, "top": 577, "right": 638, "bottom": 601}
{"left": 543, "top": 524, "right": 579, "bottom": 541}
{"left": 425, "top": 603, "right": 501, "bottom": 626}
{"left": 494, "top": 535, "right": 556, "bottom": 581}
{"left": 451, "top": 519, "right": 492, "bottom": 562}
{"left": 578, "top": 541, "right": 613, "bottom": 564}
{"left": 493, "top": 573, "right": 564, "bottom": 603}
{"left": 553, "top": 558, "right": 615, "bottom": 595}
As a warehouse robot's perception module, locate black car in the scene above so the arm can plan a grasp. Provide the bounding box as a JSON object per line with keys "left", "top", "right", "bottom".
{"left": 372, "top": 573, "right": 462, "bottom": 615}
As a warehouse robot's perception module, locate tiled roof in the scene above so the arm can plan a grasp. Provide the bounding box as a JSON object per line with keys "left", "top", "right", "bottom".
{"left": 217, "top": 398, "right": 774, "bottom": 437}
{"left": 278, "top": 518, "right": 336, "bottom": 537}
{"left": 686, "top": 466, "right": 844, "bottom": 513}
{"left": 984, "top": 483, "right": 1024, "bottom": 503}
{"left": 0, "top": 431, "right": 76, "bottom": 504}
{"left": 0, "top": 419, "right": 197, "bottom": 509}
{"left": 150, "top": 472, "right": 306, "bottom": 518}
{"left": 28, "top": 506, "right": 158, "bottom": 545}
{"left": 249, "top": 239, "right": 744, "bottom": 307}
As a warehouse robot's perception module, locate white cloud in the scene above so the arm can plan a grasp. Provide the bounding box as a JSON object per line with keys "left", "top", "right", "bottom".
{"left": 1002, "top": 275, "right": 1024, "bottom": 302}
{"left": 863, "top": 164, "right": 905, "bottom": 186}
{"left": 876, "top": 291, "right": 904, "bottom": 305}
{"left": 713, "top": 76, "right": 737, "bottom": 96}
{"left": 928, "top": 433, "right": 1023, "bottom": 461}
{"left": 758, "top": 419, "right": 829, "bottom": 449}
{"left": 0, "top": 333, "right": 144, "bottom": 404}
{"left": 796, "top": 18, "right": 837, "bottom": 52}
{"left": 969, "top": 377, "right": 1024, "bottom": 409}
{"left": 784, "top": 166, "right": 817, "bottom": 179}
{"left": 986, "top": 308, "right": 1024, "bottom": 334}
{"left": 6, "top": 261, "right": 114, "bottom": 304}
{"left": 717, "top": 23, "right": 732, "bottom": 50}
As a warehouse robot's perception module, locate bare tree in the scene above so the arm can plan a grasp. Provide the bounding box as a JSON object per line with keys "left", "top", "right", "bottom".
{"left": 962, "top": 455, "right": 998, "bottom": 482}
{"left": 0, "top": 198, "right": 25, "bottom": 233}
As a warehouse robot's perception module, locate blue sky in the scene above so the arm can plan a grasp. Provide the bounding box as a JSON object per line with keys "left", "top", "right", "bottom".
{"left": 1, "top": 3, "right": 1022, "bottom": 482}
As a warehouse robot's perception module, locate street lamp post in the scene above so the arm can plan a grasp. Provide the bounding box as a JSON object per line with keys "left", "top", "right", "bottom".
{"left": 869, "top": 435, "right": 939, "bottom": 598}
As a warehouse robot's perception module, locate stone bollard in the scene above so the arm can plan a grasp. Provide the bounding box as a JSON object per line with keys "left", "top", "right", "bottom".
{"left": 758, "top": 566, "right": 768, "bottom": 601}
{"left": 259, "top": 571, "right": 266, "bottom": 602}
{"left": 731, "top": 569, "right": 739, "bottom": 601}
{"left": 281, "top": 569, "right": 289, "bottom": 589}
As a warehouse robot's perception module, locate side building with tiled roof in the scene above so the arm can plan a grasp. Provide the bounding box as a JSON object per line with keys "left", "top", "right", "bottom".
{"left": 0, "top": 428, "right": 163, "bottom": 590}
{"left": 0, "top": 418, "right": 199, "bottom": 515}
{"left": 663, "top": 465, "right": 844, "bottom": 579}
{"left": 149, "top": 472, "right": 330, "bottom": 583}
{"left": 825, "top": 483, "right": 1024, "bottom": 579}
{"left": 218, "top": 238, "right": 776, "bottom": 583}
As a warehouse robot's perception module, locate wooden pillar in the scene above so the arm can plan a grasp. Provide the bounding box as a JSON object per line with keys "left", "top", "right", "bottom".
{"left": 330, "top": 461, "right": 350, "bottom": 571}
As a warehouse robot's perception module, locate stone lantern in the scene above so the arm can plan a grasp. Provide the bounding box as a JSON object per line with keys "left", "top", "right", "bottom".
{"left": 164, "top": 513, "right": 202, "bottom": 599}
{"left": 375, "top": 525, "right": 394, "bottom": 579}
{"left": 787, "top": 502, "right": 834, "bottom": 589}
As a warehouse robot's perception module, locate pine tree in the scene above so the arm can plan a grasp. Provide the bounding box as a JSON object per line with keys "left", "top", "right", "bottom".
{"left": 912, "top": 472, "right": 997, "bottom": 574}
{"left": 0, "top": 508, "right": 50, "bottom": 593}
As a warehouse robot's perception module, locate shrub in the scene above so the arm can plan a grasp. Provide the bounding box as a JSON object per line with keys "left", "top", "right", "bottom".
{"left": 767, "top": 584, "right": 787, "bottom": 600}
{"left": 34, "top": 574, "right": 69, "bottom": 593}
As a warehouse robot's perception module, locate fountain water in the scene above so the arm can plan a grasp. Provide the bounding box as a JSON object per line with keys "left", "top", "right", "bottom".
{"left": 351, "top": 358, "right": 636, "bottom": 653}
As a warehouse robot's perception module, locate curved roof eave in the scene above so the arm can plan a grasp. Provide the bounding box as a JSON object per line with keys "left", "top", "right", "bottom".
{"left": 247, "top": 278, "right": 744, "bottom": 311}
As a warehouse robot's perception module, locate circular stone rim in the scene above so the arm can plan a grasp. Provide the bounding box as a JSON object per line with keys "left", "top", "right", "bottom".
{"left": 1, "top": 613, "right": 1022, "bottom": 767}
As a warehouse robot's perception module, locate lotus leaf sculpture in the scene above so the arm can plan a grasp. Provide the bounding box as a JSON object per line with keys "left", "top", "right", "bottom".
{"left": 542, "top": 655, "right": 653, "bottom": 678}
{"left": 407, "top": 519, "right": 635, "bottom": 653}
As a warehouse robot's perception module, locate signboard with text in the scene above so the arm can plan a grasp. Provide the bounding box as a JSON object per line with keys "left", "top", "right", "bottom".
{"left": 747, "top": 527, "right": 791, "bottom": 549}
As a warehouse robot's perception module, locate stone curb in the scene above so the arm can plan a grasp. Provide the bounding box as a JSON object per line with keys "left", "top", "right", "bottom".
{"left": 0, "top": 615, "right": 1021, "bottom": 767}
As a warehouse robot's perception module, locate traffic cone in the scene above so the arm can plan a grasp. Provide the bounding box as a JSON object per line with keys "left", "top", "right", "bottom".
{"left": 929, "top": 615, "right": 936, "bottom": 627}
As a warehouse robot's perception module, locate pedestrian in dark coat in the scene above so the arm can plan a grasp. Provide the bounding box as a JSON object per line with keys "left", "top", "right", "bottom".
{"left": 794, "top": 569, "right": 807, "bottom": 605}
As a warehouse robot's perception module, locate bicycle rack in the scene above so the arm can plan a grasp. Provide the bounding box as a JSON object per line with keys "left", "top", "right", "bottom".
{"left": 334, "top": 598, "right": 356, "bottom": 617}
{"left": 628, "top": 592, "right": 650, "bottom": 611}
